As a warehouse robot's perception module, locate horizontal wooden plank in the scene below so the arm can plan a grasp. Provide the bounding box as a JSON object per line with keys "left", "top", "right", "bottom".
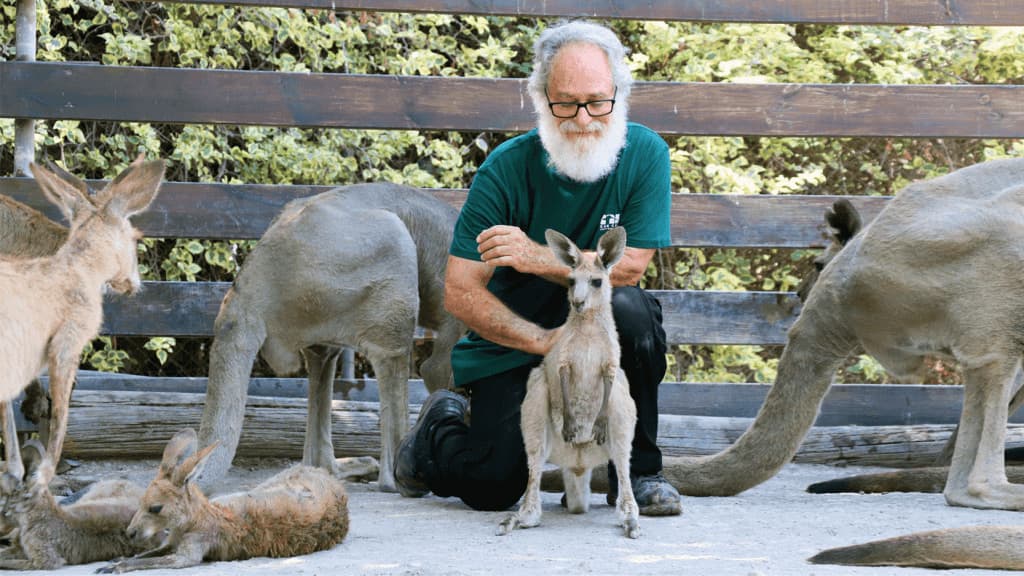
{"left": 65, "top": 374, "right": 1013, "bottom": 428}
{"left": 55, "top": 389, "right": 1024, "bottom": 464}
{"left": 1, "top": 177, "right": 891, "bottom": 248}
{"left": 102, "top": 281, "right": 797, "bottom": 344}
{"left": 5, "top": 62, "right": 1024, "bottom": 137}
{"left": 175, "top": 0, "right": 1024, "bottom": 26}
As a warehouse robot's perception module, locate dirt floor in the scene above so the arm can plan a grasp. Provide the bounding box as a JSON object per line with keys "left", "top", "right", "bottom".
{"left": 11, "top": 458, "right": 1018, "bottom": 575}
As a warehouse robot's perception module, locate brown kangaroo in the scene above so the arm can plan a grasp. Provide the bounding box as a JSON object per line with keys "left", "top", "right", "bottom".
{"left": 0, "top": 440, "right": 147, "bottom": 570}
{"left": 99, "top": 428, "right": 349, "bottom": 573}
{"left": 0, "top": 157, "right": 164, "bottom": 488}
{"left": 497, "top": 227, "right": 640, "bottom": 539}
{"left": 196, "top": 183, "right": 465, "bottom": 492}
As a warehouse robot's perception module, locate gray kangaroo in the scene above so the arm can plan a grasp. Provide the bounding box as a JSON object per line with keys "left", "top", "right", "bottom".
{"left": 197, "top": 183, "right": 464, "bottom": 492}
{"left": 498, "top": 227, "right": 640, "bottom": 539}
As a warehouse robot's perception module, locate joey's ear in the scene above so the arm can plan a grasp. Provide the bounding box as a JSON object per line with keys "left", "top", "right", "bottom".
{"left": 171, "top": 441, "right": 220, "bottom": 487}
{"left": 545, "top": 228, "right": 582, "bottom": 269}
{"left": 101, "top": 155, "right": 165, "bottom": 218}
{"left": 159, "top": 428, "right": 199, "bottom": 480}
{"left": 29, "top": 162, "right": 93, "bottom": 224}
{"left": 20, "top": 439, "right": 54, "bottom": 487}
{"left": 596, "top": 227, "right": 626, "bottom": 271}
{"left": 825, "top": 199, "right": 862, "bottom": 246}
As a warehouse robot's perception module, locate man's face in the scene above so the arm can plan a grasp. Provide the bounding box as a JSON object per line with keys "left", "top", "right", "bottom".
{"left": 545, "top": 43, "right": 617, "bottom": 139}
{"left": 536, "top": 42, "right": 628, "bottom": 183}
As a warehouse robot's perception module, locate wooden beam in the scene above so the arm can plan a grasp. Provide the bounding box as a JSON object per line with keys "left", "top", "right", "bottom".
{"left": 99, "top": 281, "right": 799, "bottom": 344}
{"left": 169, "top": 0, "right": 1024, "bottom": 26}
{"left": 2, "top": 177, "right": 891, "bottom": 248}
{"left": 68, "top": 374, "right": 1012, "bottom": 428}
{"left": 5, "top": 62, "right": 1024, "bottom": 137}
{"left": 59, "top": 389, "right": 1024, "bottom": 465}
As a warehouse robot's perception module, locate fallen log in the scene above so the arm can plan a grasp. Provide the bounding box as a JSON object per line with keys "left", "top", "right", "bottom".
{"left": 60, "top": 390, "right": 1024, "bottom": 466}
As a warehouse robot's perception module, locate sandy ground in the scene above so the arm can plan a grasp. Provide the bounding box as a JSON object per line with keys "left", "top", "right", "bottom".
{"left": 7, "top": 458, "right": 1017, "bottom": 576}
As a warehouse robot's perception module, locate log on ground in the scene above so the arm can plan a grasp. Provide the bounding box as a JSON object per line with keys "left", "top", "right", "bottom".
{"left": 60, "top": 390, "right": 1024, "bottom": 466}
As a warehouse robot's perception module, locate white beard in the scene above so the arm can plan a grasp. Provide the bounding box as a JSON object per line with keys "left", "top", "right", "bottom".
{"left": 535, "top": 104, "right": 629, "bottom": 183}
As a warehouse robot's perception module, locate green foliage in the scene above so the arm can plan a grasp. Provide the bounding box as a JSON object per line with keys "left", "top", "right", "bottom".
{"left": 3, "top": 3, "right": 1021, "bottom": 383}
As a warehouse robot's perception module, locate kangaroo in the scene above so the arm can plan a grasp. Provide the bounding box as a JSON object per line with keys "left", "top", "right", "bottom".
{"left": 0, "top": 439, "right": 147, "bottom": 570}
{"left": 0, "top": 192, "right": 68, "bottom": 258}
{"left": 196, "top": 183, "right": 465, "bottom": 493}
{"left": 497, "top": 227, "right": 640, "bottom": 539}
{"left": 99, "top": 428, "right": 349, "bottom": 573}
{"left": 0, "top": 156, "right": 164, "bottom": 489}
{"left": 653, "top": 158, "right": 1024, "bottom": 512}
{"left": 0, "top": 193, "right": 68, "bottom": 485}
{"left": 809, "top": 526, "right": 1024, "bottom": 569}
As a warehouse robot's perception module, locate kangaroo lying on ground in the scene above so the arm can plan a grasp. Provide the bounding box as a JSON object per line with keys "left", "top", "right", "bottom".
{"left": 497, "top": 227, "right": 640, "bottom": 539}
{"left": 654, "top": 157, "right": 1024, "bottom": 513}
{"left": 99, "top": 428, "right": 349, "bottom": 573}
{"left": 197, "top": 183, "right": 464, "bottom": 493}
{"left": 0, "top": 440, "right": 147, "bottom": 570}
{"left": 0, "top": 157, "right": 164, "bottom": 488}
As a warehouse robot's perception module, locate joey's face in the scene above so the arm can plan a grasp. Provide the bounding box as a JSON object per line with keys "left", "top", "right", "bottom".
{"left": 128, "top": 481, "right": 189, "bottom": 546}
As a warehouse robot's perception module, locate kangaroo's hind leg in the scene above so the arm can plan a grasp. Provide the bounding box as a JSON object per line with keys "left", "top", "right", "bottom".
{"left": 302, "top": 345, "right": 343, "bottom": 474}
{"left": 607, "top": 374, "right": 640, "bottom": 538}
{"left": 498, "top": 367, "right": 549, "bottom": 535}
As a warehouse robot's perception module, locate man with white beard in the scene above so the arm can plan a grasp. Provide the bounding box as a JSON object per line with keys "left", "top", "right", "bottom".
{"left": 395, "top": 20, "right": 681, "bottom": 516}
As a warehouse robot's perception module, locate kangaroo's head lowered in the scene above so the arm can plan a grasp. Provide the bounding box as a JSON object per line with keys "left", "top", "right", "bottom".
{"left": 127, "top": 428, "right": 217, "bottom": 547}
{"left": 0, "top": 439, "right": 53, "bottom": 535}
{"left": 545, "top": 227, "right": 626, "bottom": 313}
{"left": 29, "top": 155, "right": 164, "bottom": 296}
{"left": 796, "top": 199, "right": 862, "bottom": 302}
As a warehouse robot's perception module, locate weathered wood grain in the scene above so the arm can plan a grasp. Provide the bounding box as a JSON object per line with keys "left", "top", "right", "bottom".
{"left": 157, "top": 0, "right": 1024, "bottom": 26}
{"left": 0, "top": 178, "right": 891, "bottom": 247}
{"left": 59, "top": 389, "right": 1024, "bottom": 465}
{"left": 5, "top": 62, "right": 1024, "bottom": 137}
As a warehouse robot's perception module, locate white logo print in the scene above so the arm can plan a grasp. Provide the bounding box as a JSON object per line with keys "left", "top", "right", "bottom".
{"left": 599, "top": 213, "right": 620, "bottom": 230}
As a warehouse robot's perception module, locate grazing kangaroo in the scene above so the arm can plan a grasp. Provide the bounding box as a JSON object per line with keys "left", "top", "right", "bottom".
{"left": 99, "top": 428, "right": 349, "bottom": 573}
{"left": 0, "top": 439, "right": 147, "bottom": 570}
{"left": 0, "top": 157, "right": 163, "bottom": 488}
{"left": 655, "top": 157, "right": 1024, "bottom": 513}
{"left": 497, "top": 227, "right": 640, "bottom": 539}
{"left": 196, "top": 183, "right": 464, "bottom": 493}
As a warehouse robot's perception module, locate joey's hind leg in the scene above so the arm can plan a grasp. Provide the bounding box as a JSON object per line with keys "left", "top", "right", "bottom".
{"left": 302, "top": 346, "right": 342, "bottom": 474}
{"left": 562, "top": 467, "right": 592, "bottom": 514}
{"left": 498, "top": 369, "right": 548, "bottom": 535}
{"left": 608, "top": 384, "right": 640, "bottom": 538}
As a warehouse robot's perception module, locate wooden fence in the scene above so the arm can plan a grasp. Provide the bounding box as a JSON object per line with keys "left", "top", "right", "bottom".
{"left": 3, "top": 0, "right": 1024, "bottom": 463}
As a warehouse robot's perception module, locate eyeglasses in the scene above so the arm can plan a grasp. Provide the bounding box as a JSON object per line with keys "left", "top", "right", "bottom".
{"left": 545, "top": 86, "right": 617, "bottom": 119}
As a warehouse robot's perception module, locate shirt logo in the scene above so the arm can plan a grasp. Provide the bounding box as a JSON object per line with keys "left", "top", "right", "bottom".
{"left": 599, "top": 213, "right": 620, "bottom": 230}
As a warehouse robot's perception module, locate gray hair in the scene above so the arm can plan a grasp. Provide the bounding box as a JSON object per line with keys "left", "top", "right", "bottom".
{"left": 527, "top": 20, "right": 633, "bottom": 104}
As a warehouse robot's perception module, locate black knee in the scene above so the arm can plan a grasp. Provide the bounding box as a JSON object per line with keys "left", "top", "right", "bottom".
{"left": 457, "top": 452, "right": 528, "bottom": 511}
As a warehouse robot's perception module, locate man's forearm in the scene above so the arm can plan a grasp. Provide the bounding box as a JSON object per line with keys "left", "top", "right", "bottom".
{"left": 446, "top": 285, "right": 553, "bottom": 356}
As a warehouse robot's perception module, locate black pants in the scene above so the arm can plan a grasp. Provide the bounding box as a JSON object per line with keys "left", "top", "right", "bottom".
{"left": 427, "top": 286, "right": 668, "bottom": 511}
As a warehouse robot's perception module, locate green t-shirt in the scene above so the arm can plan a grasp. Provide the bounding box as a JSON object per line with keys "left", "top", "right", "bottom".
{"left": 449, "top": 122, "right": 672, "bottom": 386}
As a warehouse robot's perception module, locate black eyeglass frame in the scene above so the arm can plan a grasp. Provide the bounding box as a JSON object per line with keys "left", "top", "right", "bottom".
{"left": 544, "top": 86, "right": 618, "bottom": 119}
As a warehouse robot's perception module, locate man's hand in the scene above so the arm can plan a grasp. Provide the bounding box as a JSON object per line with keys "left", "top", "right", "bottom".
{"left": 476, "top": 225, "right": 552, "bottom": 275}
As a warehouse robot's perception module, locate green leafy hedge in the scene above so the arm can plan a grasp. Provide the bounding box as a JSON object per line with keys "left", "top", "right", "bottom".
{"left": 2, "top": 2, "right": 1020, "bottom": 383}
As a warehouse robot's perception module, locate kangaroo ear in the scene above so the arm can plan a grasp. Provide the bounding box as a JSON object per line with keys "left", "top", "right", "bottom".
{"left": 20, "top": 439, "right": 53, "bottom": 487}
{"left": 29, "top": 161, "right": 94, "bottom": 224}
{"left": 545, "top": 228, "right": 582, "bottom": 269}
{"left": 172, "top": 441, "right": 220, "bottom": 487}
{"left": 825, "top": 199, "right": 862, "bottom": 246}
{"left": 596, "top": 227, "right": 626, "bottom": 271}
{"left": 159, "top": 428, "right": 199, "bottom": 481}
{"left": 101, "top": 155, "right": 165, "bottom": 218}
